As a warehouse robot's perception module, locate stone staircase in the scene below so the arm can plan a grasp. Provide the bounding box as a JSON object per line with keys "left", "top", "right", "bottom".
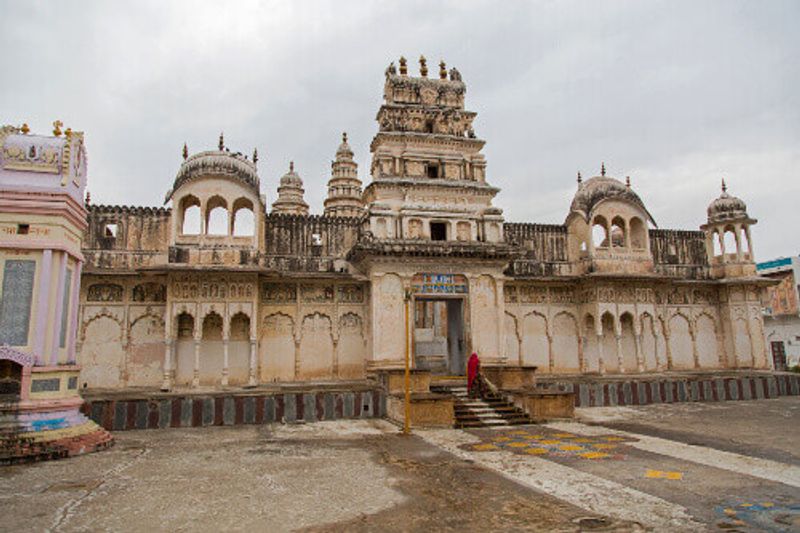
{"left": 431, "top": 384, "right": 532, "bottom": 429}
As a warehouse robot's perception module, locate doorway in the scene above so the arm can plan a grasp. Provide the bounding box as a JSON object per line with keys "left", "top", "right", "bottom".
{"left": 771, "top": 341, "right": 787, "bottom": 371}
{"left": 413, "top": 298, "right": 465, "bottom": 375}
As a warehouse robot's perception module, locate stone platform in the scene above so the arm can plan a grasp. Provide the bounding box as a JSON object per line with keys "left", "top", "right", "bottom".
{"left": 80, "top": 381, "right": 386, "bottom": 431}
{"left": 537, "top": 371, "right": 800, "bottom": 407}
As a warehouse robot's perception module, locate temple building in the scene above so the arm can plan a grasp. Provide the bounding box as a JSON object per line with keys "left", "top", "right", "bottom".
{"left": 0, "top": 123, "right": 112, "bottom": 461}
{"left": 73, "top": 57, "right": 773, "bottom": 392}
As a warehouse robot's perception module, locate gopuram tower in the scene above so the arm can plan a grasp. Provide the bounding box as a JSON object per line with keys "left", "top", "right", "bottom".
{"left": 350, "top": 56, "right": 513, "bottom": 375}
{"left": 323, "top": 133, "right": 364, "bottom": 218}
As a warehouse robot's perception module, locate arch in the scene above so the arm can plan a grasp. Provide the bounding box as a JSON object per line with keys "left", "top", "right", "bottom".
{"left": 521, "top": 311, "right": 549, "bottom": 370}
{"left": 583, "top": 314, "right": 599, "bottom": 373}
{"left": 629, "top": 217, "right": 646, "bottom": 249}
{"left": 592, "top": 215, "right": 609, "bottom": 248}
{"left": 338, "top": 312, "right": 366, "bottom": 379}
{"left": 206, "top": 196, "right": 229, "bottom": 235}
{"left": 619, "top": 312, "right": 638, "bottom": 372}
{"left": 199, "top": 311, "right": 224, "bottom": 385}
{"left": 228, "top": 312, "right": 251, "bottom": 384}
{"left": 260, "top": 312, "right": 295, "bottom": 381}
{"left": 668, "top": 313, "right": 693, "bottom": 369}
{"left": 298, "top": 312, "right": 334, "bottom": 380}
{"left": 695, "top": 313, "right": 719, "bottom": 368}
{"left": 232, "top": 197, "right": 255, "bottom": 236}
{"left": 128, "top": 312, "right": 165, "bottom": 386}
{"left": 201, "top": 312, "right": 223, "bottom": 340}
{"left": 740, "top": 227, "right": 750, "bottom": 254}
{"left": 733, "top": 317, "right": 752, "bottom": 367}
{"left": 179, "top": 195, "right": 201, "bottom": 235}
{"left": 174, "top": 312, "right": 196, "bottom": 385}
{"left": 713, "top": 230, "right": 723, "bottom": 257}
{"left": 552, "top": 312, "right": 579, "bottom": 372}
{"left": 81, "top": 309, "right": 125, "bottom": 341}
{"left": 0, "top": 359, "right": 23, "bottom": 397}
{"left": 723, "top": 226, "right": 737, "bottom": 256}
{"left": 601, "top": 312, "right": 618, "bottom": 373}
{"left": 504, "top": 312, "right": 520, "bottom": 363}
{"left": 610, "top": 216, "right": 626, "bottom": 248}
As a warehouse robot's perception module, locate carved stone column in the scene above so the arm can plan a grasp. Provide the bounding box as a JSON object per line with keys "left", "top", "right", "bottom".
{"left": 654, "top": 331, "right": 665, "bottom": 371}
{"left": 597, "top": 334, "right": 605, "bottom": 375}
{"left": 248, "top": 338, "right": 258, "bottom": 386}
{"left": 634, "top": 334, "right": 644, "bottom": 373}
{"left": 221, "top": 338, "right": 230, "bottom": 386}
{"left": 192, "top": 338, "right": 201, "bottom": 387}
{"left": 161, "top": 338, "right": 174, "bottom": 391}
{"left": 616, "top": 334, "right": 625, "bottom": 373}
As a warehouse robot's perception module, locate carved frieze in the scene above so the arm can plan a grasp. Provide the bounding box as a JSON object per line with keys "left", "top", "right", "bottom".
{"left": 519, "top": 286, "right": 547, "bottom": 304}
{"left": 301, "top": 284, "right": 334, "bottom": 303}
{"left": 132, "top": 282, "right": 166, "bottom": 302}
{"left": 262, "top": 283, "right": 297, "bottom": 303}
{"left": 550, "top": 287, "right": 575, "bottom": 304}
{"left": 87, "top": 283, "right": 123, "bottom": 302}
{"left": 337, "top": 285, "right": 364, "bottom": 304}
{"left": 503, "top": 285, "right": 517, "bottom": 304}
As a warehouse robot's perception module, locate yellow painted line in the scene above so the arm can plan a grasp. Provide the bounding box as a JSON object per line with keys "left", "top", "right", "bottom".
{"left": 559, "top": 445, "right": 583, "bottom": 451}
{"left": 580, "top": 452, "right": 610, "bottom": 459}
{"left": 664, "top": 472, "right": 683, "bottom": 480}
{"left": 524, "top": 435, "right": 544, "bottom": 440}
{"left": 593, "top": 443, "right": 617, "bottom": 450}
{"left": 473, "top": 443, "right": 499, "bottom": 451}
{"left": 539, "top": 440, "right": 561, "bottom": 445}
{"left": 739, "top": 503, "right": 753, "bottom": 508}
{"left": 646, "top": 470, "right": 683, "bottom": 480}
{"left": 603, "top": 436, "right": 626, "bottom": 442}
{"left": 553, "top": 433, "right": 575, "bottom": 438}
{"left": 494, "top": 436, "right": 512, "bottom": 442}
{"left": 510, "top": 430, "right": 529, "bottom": 436}
{"left": 761, "top": 502, "right": 774, "bottom": 508}
{"left": 525, "top": 447, "right": 548, "bottom": 455}
{"left": 573, "top": 438, "right": 592, "bottom": 443}
{"left": 723, "top": 508, "right": 737, "bottom": 516}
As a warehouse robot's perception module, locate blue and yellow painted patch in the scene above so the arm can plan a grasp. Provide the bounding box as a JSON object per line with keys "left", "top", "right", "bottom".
{"left": 463, "top": 427, "right": 637, "bottom": 460}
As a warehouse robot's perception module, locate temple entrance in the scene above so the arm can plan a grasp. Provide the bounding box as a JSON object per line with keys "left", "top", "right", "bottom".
{"left": 414, "top": 298, "right": 466, "bottom": 375}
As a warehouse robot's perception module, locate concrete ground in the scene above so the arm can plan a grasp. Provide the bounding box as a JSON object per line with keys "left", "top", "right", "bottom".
{"left": 1, "top": 399, "right": 798, "bottom": 532}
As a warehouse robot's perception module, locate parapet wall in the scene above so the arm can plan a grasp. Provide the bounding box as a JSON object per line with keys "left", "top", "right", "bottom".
{"left": 649, "top": 229, "right": 709, "bottom": 279}
{"left": 504, "top": 222, "right": 571, "bottom": 277}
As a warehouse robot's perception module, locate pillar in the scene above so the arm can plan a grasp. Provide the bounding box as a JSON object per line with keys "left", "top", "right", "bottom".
{"left": 161, "top": 338, "right": 174, "bottom": 391}
{"left": 192, "top": 338, "right": 201, "bottom": 387}
{"left": 616, "top": 334, "right": 624, "bottom": 373}
{"left": 221, "top": 338, "right": 229, "bottom": 386}
{"left": 33, "top": 249, "right": 53, "bottom": 364}
{"left": 634, "top": 334, "right": 644, "bottom": 373}
{"left": 597, "top": 334, "right": 605, "bottom": 375}
{"left": 248, "top": 338, "right": 258, "bottom": 387}
{"left": 66, "top": 260, "right": 82, "bottom": 363}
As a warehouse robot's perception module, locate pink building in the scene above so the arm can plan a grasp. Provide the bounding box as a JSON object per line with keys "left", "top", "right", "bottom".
{"left": 0, "top": 123, "right": 111, "bottom": 462}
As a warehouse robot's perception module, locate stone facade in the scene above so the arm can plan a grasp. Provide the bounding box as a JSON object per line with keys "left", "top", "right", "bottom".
{"left": 75, "top": 58, "right": 774, "bottom": 391}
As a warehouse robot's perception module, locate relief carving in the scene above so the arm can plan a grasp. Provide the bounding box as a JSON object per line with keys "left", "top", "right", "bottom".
{"left": 132, "top": 282, "right": 166, "bottom": 302}
{"left": 262, "top": 283, "right": 296, "bottom": 303}
{"left": 87, "top": 283, "right": 123, "bottom": 302}
{"left": 337, "top": 285, "right": 364, "bottom": 303}
{"left": 300, "top": 284, "right": 334, "bottom": 303}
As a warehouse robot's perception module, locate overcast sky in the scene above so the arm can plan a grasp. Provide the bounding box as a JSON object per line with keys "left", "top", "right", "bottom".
{"left": 1, "top": 0, "right": 797, "bottom": 259}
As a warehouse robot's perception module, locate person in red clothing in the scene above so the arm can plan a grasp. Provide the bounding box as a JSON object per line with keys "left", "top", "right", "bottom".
{"left": 467, "top": 352, "right": 480, "bottom": 398}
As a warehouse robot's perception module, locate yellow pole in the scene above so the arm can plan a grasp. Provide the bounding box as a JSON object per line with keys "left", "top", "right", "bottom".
{"left": 403, "top": 290, "right": 411, "bottom": 434}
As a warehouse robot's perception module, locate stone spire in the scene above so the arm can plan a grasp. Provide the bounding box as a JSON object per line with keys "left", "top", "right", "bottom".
{"left": 324, "top": 132, "right": 364, "bottom": 218}
{"left": 271, "top": 161, "right": 309, "bottom": 215}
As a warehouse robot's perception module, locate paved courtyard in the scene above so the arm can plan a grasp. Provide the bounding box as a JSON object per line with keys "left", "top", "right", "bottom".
{"left": 1, "top": 398, "right": 799, "bottom": 532}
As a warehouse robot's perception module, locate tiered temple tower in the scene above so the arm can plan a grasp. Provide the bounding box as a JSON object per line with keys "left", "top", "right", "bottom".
{"left": 271, "top": 161, "right": 309, "bottom": 215}
{"left": 363, "top": 56, "right": 504, "bottom": 242}
{"left": 323, "top": 133, "right": 364, "bottom": 218}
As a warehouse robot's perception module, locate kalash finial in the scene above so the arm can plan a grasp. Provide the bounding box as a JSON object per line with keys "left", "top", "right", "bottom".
{"left": 85, "top": 190, "right": 91, "bottom": 205}
{"left": 20, "top": 123, "right": 30, "bottom": 134}
{"left": 253, "top": 148, "right": 258, "bottom": 165}
{"left": 218, "top": 132, "right": 224, "bottom": 151}
{"left": 721, "top": 178, "right": 727, "bottom": 193}
{"left": 419, "top": 55, "right": 428, "bottom": 77}
{"left": 577, "top": 171, "right": 582, "bottom": 185}
{"left": 439, "top": 60, "right": 447, "bottom": 80}
{"left": 601, "top": 162, "right": 606, "bottom": 176}
{"left": 53, "top": 120, "right": 63, "bottom": 137}
{"left": 399, "top": 56, "right": 408, "bottom": 76}
{"left": 626, "top": 176, "right": 631, "bottom": 188}
{"left": 182, "top": 143, "right": 188, "bottom": 160}
{"left": 289, "top": 161, "right": 294, "bottom": 172}
{"left": 342, "top": 131, "right": 348, "bottom": 143}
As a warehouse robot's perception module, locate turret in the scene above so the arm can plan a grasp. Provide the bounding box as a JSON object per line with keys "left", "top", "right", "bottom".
{"left": 271, "top": 161, "right": 309, "bottom": 215}
{"left": 701, "top": 179, "right": 757, "bottom": 278}
{"left": 323, "top": 132, "right": 364, "bottom": 218}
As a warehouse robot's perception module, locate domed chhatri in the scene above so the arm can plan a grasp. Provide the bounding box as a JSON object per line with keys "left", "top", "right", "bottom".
{"left": 569, "top": 174, "right": 656, "bottom": 226}
{"left": 707, "top": 179, "right": 750, "bottom": 224}
{"left": 168, "top": 145, "right": 260, "bottom": 202}
{"left": 271, "top": 161, "right": 309, "bottom": 215}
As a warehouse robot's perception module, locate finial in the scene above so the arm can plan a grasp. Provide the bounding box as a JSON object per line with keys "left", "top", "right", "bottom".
{"left": 342, "top": 131, "right": 347, "bottom": 143}
{"left": 601, "top": 162, "right": 606, "bottom": 176}
{"left": 439, "top": 60, "right": 447, "bottom": 79}
{"left": 721, "top": 178, "right": 727, "bottom": 193}
{"left": 64, "top": 127, "right": 72, "bottom": 139}
{"left": 253, "top": 148, "right": 258, "bottom": 164}
{"left": 85, "top": 191, "right": 91, "bottom": 205}
{"left": 577, "top": 171, "right": 582, "bottom": 185}
{"left": 218, "top": 132, "right": 224, "bottom": 151}
{"left": 419, "top": 55, "right": 428, "bottom": 77}
{"left": 20, "top": 123, "right": 30, "bottom": 134}
{"left": 399, "top": 56, "right": 408, "bottom": 76}
{"left": 290, "top": 161, "right": 294, "bottom": 172}
{"left": 625, "top": 176, "right": 631, "bottom": 188}
{"left": 182, "top": 143, "right": 188, "bottom": 160}
{"left": 52, "top": 120, "right": 63, "bottom": 137}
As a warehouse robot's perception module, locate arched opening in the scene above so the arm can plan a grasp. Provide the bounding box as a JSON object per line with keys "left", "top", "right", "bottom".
{"left": 611, "top": 216, "right": 626, "bottom": 248}
{"left": 174, "top": 312, "right": 195, "bottom": 386}
{"left": 0, "top": 360, "right": 23, "bottom": 398}
{"left": 206, "top": 196, "right": 229, "bottom": 235}
{"left": 229, "top": 312, "right": 251, "bottom": 384}
{"left": 740, "top": 227, "right": 750, "bottom": 254}
{"left": 232, "top": 198, "right": 255, "bottom": 236}
{"left": 592, "top": 216, "right": 609, "bottom": 248}
{"left": 619, "top": 312, "right": 637, "bottom": 372}
{"left": 629, "top": 217, "right": 646, "bottom": 249}
{"left": 601, "top": 312, "right": 618, "bottom": 373}
{"left": 723, "top": 227, "right": 737, "bottom": 257}
{"left": 583, "top": 314, "right": 599, "bottom": 373}
{"left": 177, "top": 313, "right": 195, "bottom": 339}
{"left": 713, "top": 230, "right": 723, "bottom": 257}
{"left": 180, "top": 196, "right": 201, "bottom": 235}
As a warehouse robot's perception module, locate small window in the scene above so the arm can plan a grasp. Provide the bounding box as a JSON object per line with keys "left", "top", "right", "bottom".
{"left": 104, "top": 223, "right": 118, "bottom": 238}
{"left": 311, "top": 233, "right": 322, "bottom": 246}
{"left": 426, "top": 163, "right": 439, "bottom": 179}
{"left": 425, "top": 120, "right": 434, "bottom": 133}
{"left": 430, "top": 222, "right": 447, "bottom": 241}
{"left": 16, "top": 224, "right": 29, "bottom": 235}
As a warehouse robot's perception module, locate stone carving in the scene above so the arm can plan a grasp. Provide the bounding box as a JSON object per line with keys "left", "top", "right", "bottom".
{"left": 456, "top": 221, "right": 470, "bottom": 242}
{"left": 132, "top": 282, "right": 166, "bottom": 302}
{"left": 408, "top": 219, "right": 423, "bottom": 239}
{"left": 503, "top": 285, "right": 517, "bottom": 304}
{"left": 300, "top": 284, "right": 334, "bottom": 303}
{"left": 519, "top": 286, "right": 547, "bottom": 304}
{"left": 0, "top": 260, "right": 35, "bottom": 346}
{"left": 337, "top": 285, "right": 364, "bottom": 303}
{"left": 550, "top": 287, "right": 575, "bottom": 304}
{"left": 87, "top": 283, "right": 124, "bottom": 302}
